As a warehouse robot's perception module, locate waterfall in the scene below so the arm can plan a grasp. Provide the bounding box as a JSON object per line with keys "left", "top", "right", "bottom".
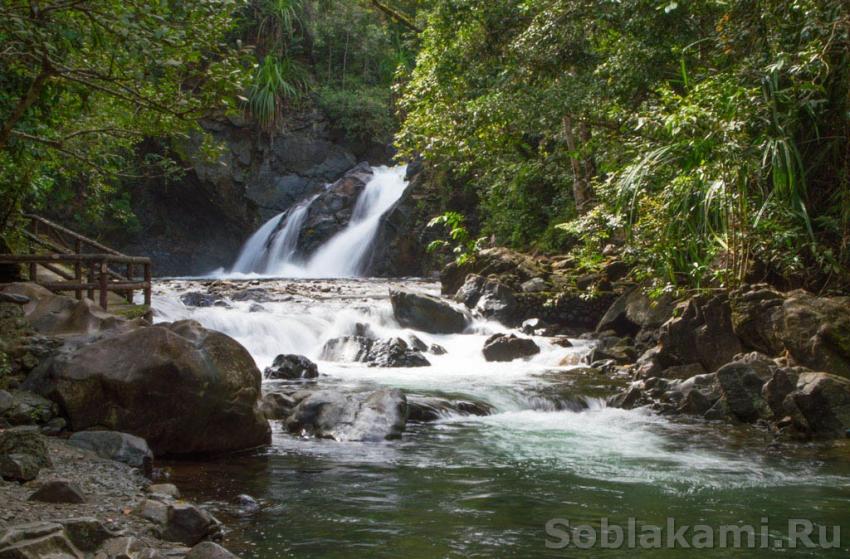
{"left": 230, "top": 195, "right": 317, "bottom": 276}
{"left": 227, "top": 165, "right": 408, "bottom": 278}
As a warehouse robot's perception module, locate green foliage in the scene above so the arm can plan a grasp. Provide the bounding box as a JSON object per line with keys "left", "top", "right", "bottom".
{"left": 426, "top": 211, "right": 483, "bottom": 265}
{"left": 398, "top": 0, "right": 850, "bottom": 290}
{"left": 0, "top": 0, "right": 248, "bottom": 235}
{"left": 318, "top": 84, "right": 395, "bottom": 143}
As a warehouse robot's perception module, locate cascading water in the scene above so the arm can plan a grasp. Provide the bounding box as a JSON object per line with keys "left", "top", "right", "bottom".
{"left": 154, "top": 165, "right": 849, "bottom": 559}
{"left": 150, "top": 277, "right": 850, "bottom": 558}
{"left": 230, "top": 195, "right": 317, "bottom": 275}
{"left": 225, "top": 165, "right": 408, "bottom": 278}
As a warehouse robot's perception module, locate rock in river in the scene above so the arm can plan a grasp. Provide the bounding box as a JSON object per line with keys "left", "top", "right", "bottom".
{"left": 264, "top": 354, "right": 319, "bottom": 380}
{"left": 389, "top": 289, "right": 469, "bottom": 334}
{"left": 286, "top": 389, "right": 408, "bottom": 441}
{"left": 482, "top": 334, "right": 540, "bottom": 362}
{"left": 25, "top": 320, "right": 270, "bottom": 456}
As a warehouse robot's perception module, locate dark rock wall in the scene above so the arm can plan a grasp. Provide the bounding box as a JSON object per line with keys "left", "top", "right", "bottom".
{"left": 107, "top": 108, "right": 376, "bottom": 277}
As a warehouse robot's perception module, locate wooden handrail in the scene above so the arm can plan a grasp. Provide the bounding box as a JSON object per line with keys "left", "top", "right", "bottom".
{"left": 23, "top": 213, "right": 125, "bottom": 256}
{"left": 6, "top": 214, "right": 153, "bottom": 311}
{"left": 0, "top": 253, "right": 151, "bottom": 265}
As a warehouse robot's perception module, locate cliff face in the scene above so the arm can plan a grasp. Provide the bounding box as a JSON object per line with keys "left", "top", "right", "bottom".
{"left": 108, "top": 108, "right": 392, "bottom": 277}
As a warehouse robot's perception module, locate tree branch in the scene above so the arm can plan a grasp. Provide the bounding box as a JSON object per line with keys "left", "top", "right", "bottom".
{"left": 366, "top": 0, "right": 421, "bottom": 33}
{"left": 0, "top": 57, "right": 53, "bottom": 151}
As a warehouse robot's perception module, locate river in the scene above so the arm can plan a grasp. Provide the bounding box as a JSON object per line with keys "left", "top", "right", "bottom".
{"left": 148, "top": 277, "right": 850, "bottom": 558}
{"left": 142, "top": 163, "right": 850, "bottom": 557}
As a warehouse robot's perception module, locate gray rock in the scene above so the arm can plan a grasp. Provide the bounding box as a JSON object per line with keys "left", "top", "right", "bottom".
{"left": 29, "top": 480, "right": 87, "bottom": 504}
{"left": 454, "top": 274, "right": 486, "bottom": 307}
{"left": 520, "top": 278, "right": 549, "bottom": 293}
{"left": 163, "top": 503, "right": 220, "bottom": 546}
{"left": 406, "top": 396, "right": 493, "bottom": 422}
{"left": 0, "top": 293, "right": 30, "bottom": 305}
{"left": 780, "top": 291, "right": 850, "bottom": 379}
{"left": 100, "top": 536, "right": 149, "bottom": 559}
{"left": 658, "top": 363, "right": 707, "bottom": 380}
{"left": 0, "top": 522, "right": 83, "bottom": 559}
{"left": 259, "top": 392, "right": 297, "bottom": 420}
{"left": 389, "top": 290, "right": 469, "bottom": 334}
{"left": 482, "top": 334, "right": 540, "bottom": 362}
{"left": 320, "top": 336, "right": 430, "bottom": 368}
{"left": 0, "top": 427, "right": 51, "bottom": 482}
{"left": 293, "top": 163, "right": 373, "bottom": 257}
{"left": 428, "top": 343, "right": 447, "bottom": 355}
{"left": 474, "top": 282, "right": 519, "bottom": 325}
{"left": 69, "top": 431, "right": 153, "bottom": 472}
{"left": 230, "top": 495, "right": 260, "bottom": 517}
{"left": 59, "top": 517, "right": 119, "bottom": 552}
{"left": 180, "top": 292, "right": 216, "bottom": 308}
{"left": 263, "top": 354, "right": 319, "bottom": 380}
{"left": 147, "top": 484, "right": 181, "bottom": 500}
{"left": 596, "top": 285, "right": 675, "bottom": 338}
{"left": 791, "top": 372, "right": 850, "bottom": 437}
{"left": 286, "top": 389, "right": 408, "bottom": 442}
{"left": 715, "top": 358, "right": 775, "bottom": 422}
{"left": 656, "top": 294, "right": 742, "bottom": 373}
{"left": 138, "top": 499, "right": 170, "bottom": 526}
{"left": 0, "top": 454, "right": 41, "bottom": 483}
{"left": 185, "top": 542, "right": 240, "bottom": 559}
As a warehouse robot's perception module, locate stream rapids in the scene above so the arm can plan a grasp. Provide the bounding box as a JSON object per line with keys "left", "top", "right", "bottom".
{"left": 148, "top": 277, "right": 850, "bottom": 558}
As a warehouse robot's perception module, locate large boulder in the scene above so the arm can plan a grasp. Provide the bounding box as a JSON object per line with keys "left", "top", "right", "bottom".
{"left": 790, "top": 372, "right": 850, "bottom": 437}
{"left": 780, "top": 291, "right": 850, "bottom": 379}
{"left": 25, "top": 320, "right": 270, "bottom": 456}
{"left": 596, "top": 285, "right": 675, "bottom": 338}
{"left": 482, "top": 334, "right": 540, "bottom": 362}
{"left": 454, "top": 276, "right": 519, "bottom": 326}
{"left": 656, "top": 294, "right": 742, "bottom": 373}
{"left": 389, "top": 290, "right": 469, "bottom": 334}
{"left": 286, "top": 389, "right": 408, "bottom": 441}
{"left": 731, "top": 288, "right": 850, "bottom": 379}
{"left": 714, "top": 357, "right": 775, "bottom": 422}
{"left": 730, "top": 287, "right": 786, "bottom": 355}
{"left": 68, "top": 431, "right": 153, "bottom": 472}
{"left": 264, "top": 354, "right": 319, "bottom": 380}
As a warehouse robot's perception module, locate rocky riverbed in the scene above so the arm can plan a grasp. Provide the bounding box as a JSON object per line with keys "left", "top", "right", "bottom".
{"left": 2, "top": 252, "right": 850, "bottom": 558}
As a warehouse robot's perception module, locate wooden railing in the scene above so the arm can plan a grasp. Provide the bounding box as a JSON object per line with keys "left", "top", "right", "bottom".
{"left": 0, "top": 214, "right": 151, "bottom": 311}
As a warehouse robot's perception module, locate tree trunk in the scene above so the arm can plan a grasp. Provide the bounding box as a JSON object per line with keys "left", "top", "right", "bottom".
{"left": 563, "top": 115, "right": 595, "bottom": 214}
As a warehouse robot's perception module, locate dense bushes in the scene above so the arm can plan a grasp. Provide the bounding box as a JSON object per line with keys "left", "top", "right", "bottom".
{"left": 397, "top": 0, "right": 850, "bottom": 292}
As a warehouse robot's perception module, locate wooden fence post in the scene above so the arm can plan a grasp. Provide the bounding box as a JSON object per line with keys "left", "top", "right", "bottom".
{"left": 125, "top": 263, "right": 134, "bottom": 303}
{"left": 99, "top": 260, "right": 109, "bottom": 310}
{"left": 144, "top": 263, "right": 152, "bottom": 306}
{"left": 86, "top": 263, "right": 94, "bottom": 302}
{"left": 74, "top": 239, "right": 82, "bottom": 300}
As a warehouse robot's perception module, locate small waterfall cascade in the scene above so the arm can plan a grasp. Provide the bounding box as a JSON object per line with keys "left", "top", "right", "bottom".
{"left": 227, "top": 165, "right": 408, "bottom": 278}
